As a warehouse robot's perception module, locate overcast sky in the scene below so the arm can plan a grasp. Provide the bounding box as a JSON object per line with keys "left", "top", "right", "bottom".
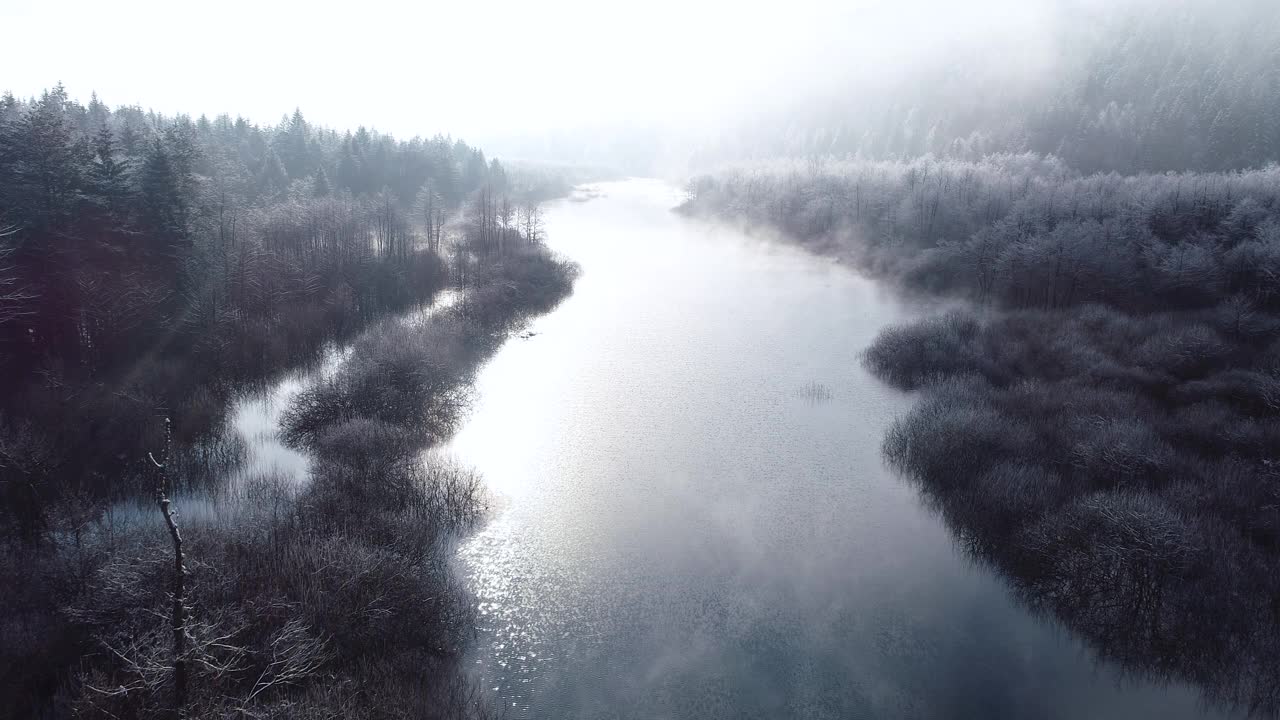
{"left": 2, "top": 0, "right": 1083, "bottom": 139}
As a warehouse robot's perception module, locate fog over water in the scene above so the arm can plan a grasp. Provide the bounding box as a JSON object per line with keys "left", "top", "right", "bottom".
{"left": 4, "top": 0, "right": 1276, "bottom": 715}
{"left": 441, "top": 180, "right": 1232, "bottom": 719}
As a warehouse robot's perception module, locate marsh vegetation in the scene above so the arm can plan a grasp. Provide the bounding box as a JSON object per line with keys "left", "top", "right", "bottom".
{"left": 685, "top": 154, "right": 1280, "bottom": 714}
{"left": 0, "top": 87, "right": 577, "bottom": 719}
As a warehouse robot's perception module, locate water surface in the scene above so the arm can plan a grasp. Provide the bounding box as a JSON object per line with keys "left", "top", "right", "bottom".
{"left": 442, "top": 179, "right": 1228, "bottom": 719}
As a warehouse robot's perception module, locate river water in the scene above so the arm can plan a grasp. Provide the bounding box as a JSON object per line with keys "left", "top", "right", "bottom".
{"left": 440, "top": 179, "right": 1230, "bottom": 719}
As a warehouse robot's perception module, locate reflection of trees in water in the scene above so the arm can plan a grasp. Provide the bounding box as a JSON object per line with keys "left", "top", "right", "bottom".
{"left": 798, "top": 381, "right": 833, "bottom": 404}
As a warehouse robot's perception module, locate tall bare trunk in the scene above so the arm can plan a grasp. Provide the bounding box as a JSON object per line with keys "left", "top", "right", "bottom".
{"left": 150, "top": 417, "right": 187, "bottom": 718}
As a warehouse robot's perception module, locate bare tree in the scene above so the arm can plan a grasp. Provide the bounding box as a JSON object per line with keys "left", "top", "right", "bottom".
{"left": 239, "top": 618, "right": 329, "bottom": 710}
{"left": 415, "top": 182, "right": 444, "bottom": 254}
{"left": 518, "top": 201, "right": 543, "bottom": 245}
{"left": 498, "top": 195, "right": 514, "bottom": 256}
{"left": 148, "top": 417, "right": 188, "bottom": 718}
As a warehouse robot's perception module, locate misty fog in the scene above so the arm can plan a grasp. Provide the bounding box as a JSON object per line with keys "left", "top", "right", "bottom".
{"left": 2, "top": 0, "right": 1279, "bottom": 717}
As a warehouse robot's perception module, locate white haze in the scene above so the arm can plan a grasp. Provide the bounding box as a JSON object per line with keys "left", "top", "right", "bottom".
{"left": 0, "top": 0, "right": 1121, "bottom": 141}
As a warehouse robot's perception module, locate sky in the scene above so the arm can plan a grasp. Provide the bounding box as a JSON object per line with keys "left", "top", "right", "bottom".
{"left": 1, "top": 0, "right": 1075, "bottom": 140}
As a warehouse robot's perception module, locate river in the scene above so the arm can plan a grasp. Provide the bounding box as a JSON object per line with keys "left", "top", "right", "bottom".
{"left": 440, "top": 179, "right": 1229, "bottom": 719}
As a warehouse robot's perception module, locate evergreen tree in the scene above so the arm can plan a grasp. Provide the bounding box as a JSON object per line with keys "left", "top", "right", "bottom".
{"left": 488, "top": 158, "right": 508, "bottom": 192}
{"left": 462, "top": 149, "right": 488, "bottom": 192}
{"left": 117, "top": 119, "right": 142, "bottom": 157}
{"left": 87, "top": 126, "right": 132, "bottom": 227}
{"left": 336, "top": 135, "right": 359, "bottom": 191}
{"left": 257, "top": 148, "right": 288, "bottom": 197}
{"left": 86, "top": 91, "right": 109, "bottom": 131}
{"left": 139, "top": 137, "right": 188, "bottom": 250}
{"left": 281, "top": 108, "right": 310, "bottom": 178}
{"left": 311, "top": 166, "right": 331, "bottom": 197}
{"left": 0, "top": 91, "right": 16, "bottom": 122}
{"left": 0, "top": 86, "right": 87, "bottom": 232}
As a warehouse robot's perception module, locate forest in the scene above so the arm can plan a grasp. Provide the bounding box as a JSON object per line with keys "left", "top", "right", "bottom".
{"left": 0, "top": 85, "right": 577, "bottom": 718}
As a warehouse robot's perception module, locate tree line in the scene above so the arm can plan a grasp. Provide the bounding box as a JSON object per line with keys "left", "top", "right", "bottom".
{"left": 0, "top": 84, "right": 532, "bottom": 530}
{"left": 686, "top": 155, "right": 1280, "bottom": 316}
{"left": 0, "top": 83, "right": 509, "bottom": 377}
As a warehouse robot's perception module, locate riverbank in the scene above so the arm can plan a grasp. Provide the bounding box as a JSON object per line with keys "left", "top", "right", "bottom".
{"left": 441, "top": 179, "right": 1225, "bottom": 719}
{"left": 6, "top": 240, "right": 577, "bottom": 719}
{"left": 682, "top": 161, "right": 1280, "bottom": 715}
{"left": 0, "top": 247, "right": 449, "bottom": 719}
